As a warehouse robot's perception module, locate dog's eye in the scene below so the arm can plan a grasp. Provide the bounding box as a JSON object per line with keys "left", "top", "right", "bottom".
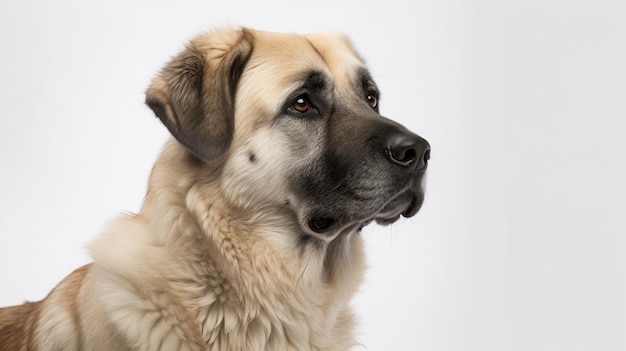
{"left": 291, "top": 95, "right": 312, "bottom": 113}
{"left": 366, "top": 93, "right": 378, "bottom": 109}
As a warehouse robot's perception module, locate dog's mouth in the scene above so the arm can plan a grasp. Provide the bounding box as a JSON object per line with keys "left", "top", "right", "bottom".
{"left": 303, "top": 189, "right": 424, "bottom": 239}
{"left": 307, "top": 216, "right": 339, "bottom": 234}
{"left": 374, "top": 190, "right": 423, "bottom": 226}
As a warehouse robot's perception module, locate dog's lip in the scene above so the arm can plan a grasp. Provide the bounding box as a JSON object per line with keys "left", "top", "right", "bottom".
{"left": 401, "top": 192, "right": 422, "bottom": 218}
{"left": 373, "top": 191, "right": 422, "bottom": 225}
{"left": 307, "top": 216, "right": 339, "bottom": 234}
{"left": 298, "top": 187, "right": 424, "bottom": 237}
{"left": 374, "top": 215, "right": 401, "bottom": 226}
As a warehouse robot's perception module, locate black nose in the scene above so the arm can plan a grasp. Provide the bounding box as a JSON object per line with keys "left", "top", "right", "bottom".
{"left": 384, "top": 131, "right": 430, "bottom": 170}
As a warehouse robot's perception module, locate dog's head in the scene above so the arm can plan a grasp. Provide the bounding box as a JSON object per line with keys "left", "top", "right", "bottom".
{"left": 146, "top": 28, "right": 429, "bottom": 242}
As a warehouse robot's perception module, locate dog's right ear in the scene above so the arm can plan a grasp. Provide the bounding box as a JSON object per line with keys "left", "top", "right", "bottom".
{"left": 145, "top": 29, "right": 253, "bottom": 162}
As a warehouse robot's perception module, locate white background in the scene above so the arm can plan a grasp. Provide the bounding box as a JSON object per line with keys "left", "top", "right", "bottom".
{"left": 1, "top": 1, "right": 625, "bottom": 350}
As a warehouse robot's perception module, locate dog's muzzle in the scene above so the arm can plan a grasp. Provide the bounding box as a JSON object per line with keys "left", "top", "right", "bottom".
{"left": 295, "top": 112, "right": 430, "bottom": 241}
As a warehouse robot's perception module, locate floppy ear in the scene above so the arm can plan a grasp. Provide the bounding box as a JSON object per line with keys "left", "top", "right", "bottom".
{"left": 145, "top": 29, "right": 253, "bottom": 161}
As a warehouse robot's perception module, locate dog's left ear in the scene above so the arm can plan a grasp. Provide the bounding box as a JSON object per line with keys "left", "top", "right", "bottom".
{"left": 146, "top": 29, "right": 253, "bottom": 162}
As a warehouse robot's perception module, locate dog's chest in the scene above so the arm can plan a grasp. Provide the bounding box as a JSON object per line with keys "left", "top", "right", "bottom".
{"left": 169, "top": 261, "right": 347, "bottom": 350}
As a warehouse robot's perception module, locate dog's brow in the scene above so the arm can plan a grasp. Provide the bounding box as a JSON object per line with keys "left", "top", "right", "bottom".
{"left": 356, "top": 67, "right": 379, "bottom": 96}
{"left": 301, "top": 70, "right": 328, "bottom": 91}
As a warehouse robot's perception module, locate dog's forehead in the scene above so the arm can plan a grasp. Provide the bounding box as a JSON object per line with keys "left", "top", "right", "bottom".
{"left": 303, "top": 32, "right": 365, "bottom": 78}
{"left": 246, "top": 30, "right": 365, "bottom": 89}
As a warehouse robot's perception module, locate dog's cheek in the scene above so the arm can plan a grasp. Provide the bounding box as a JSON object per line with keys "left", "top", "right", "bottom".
{"left": 221, "top": 132, "right": 294, "bottom": 207}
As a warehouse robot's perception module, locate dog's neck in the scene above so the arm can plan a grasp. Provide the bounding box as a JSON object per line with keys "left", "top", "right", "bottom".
{"left": 87, "top": 139, "right": 366, "bottom": 348}
{"left": 95, "top": 140, "right": 364, "bottom": 333}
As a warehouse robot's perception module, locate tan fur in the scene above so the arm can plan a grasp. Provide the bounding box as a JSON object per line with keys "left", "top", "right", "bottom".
{"left": 0, "top": 27, "right": 426, "bottom": 350}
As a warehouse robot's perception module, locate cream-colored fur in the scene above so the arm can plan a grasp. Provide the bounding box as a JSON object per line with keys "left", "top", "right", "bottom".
{"left": 0, "top": 27, "right": 428, "bottom": 351}
{"left": 84, "top": 140, "right": 366, "bottom": 351}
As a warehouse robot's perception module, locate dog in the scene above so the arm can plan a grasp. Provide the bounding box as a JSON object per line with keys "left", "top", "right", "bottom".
{"left": 0, "top": 27, "right": 430, "bottom": 351}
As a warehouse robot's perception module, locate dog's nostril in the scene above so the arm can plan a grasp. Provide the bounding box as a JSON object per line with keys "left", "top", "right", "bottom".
{"left": 424, "top": 149, "right": 431, "bottom": 162}
{"left": 385, "top": 132, "right": 430, "bottom": 170}
{"left": 386, "top": 147, "right": 417, "bottom": 166}
{"left": 400, "top": 148, "right": 417, "bottom": 164}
